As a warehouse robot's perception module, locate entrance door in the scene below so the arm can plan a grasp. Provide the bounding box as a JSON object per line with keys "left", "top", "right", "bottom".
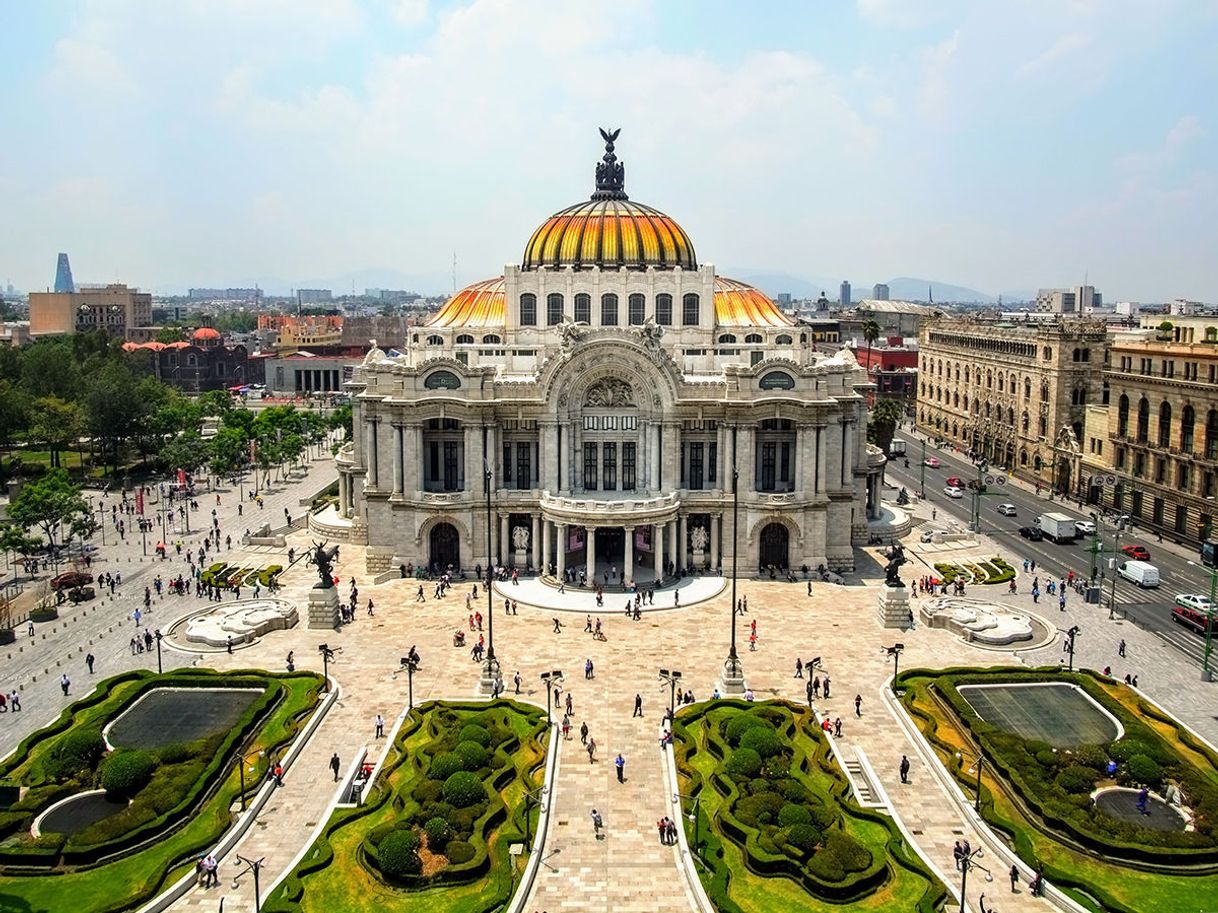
{"left": 759, "top": 523, "right": 789, "bottom": 571}
{"left": 594, "top": 528, "right": 625, "bottom": 581}
{"left": 429, "top": 523, "right": 460, "bottom": 571}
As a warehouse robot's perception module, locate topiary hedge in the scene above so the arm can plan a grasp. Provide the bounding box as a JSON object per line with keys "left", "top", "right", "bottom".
{"left": 98, "top": 749, "right": 158, "bottom": 797}
{"left": 442, "top": 770, "right": 486, "bottom": 808}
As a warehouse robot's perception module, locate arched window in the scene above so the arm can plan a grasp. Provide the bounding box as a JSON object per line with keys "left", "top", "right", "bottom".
{"left": 986, "top": 370, "right": 993, "bottom": 389}
{"left": 776, "top": 334, "right": 792, "bottom": 345}
{"left": 424, "top": 370, "right": 461, "bottom": 390}
{"left": 682, "top": 293, "right": 700, "bottom": 325}
{"left": 1040, "top": 381, "right": 1050, "bottom": 403}
{"left": 1072, "top": 348, "right": 1081, "bottom": 362}
{"left": 1159, "top": 402, "right": 1172, "bottom": 446}
{"left": 1038, "top": 416, "right": 1047, "bottom": 436}
{"left": 655, "top": 293, "right": 672, "bottom": 326}
{"left": 1207, "top": 409, "right": 1218, "bottom": 459}
{"left": 1117, "top": 394, "right": 1129, "bottom": 437}
{"left": 600, "top": 293, "right": 618, "bottom": 325}
{"left": 1022, "top": 411, "right": 1030, "bottom": 431}
{"left": 1020, "top": 449, "right": 1028, "bottom": 466}
{"left": 572, "top": 293, "right": 591, "bottom": 324}
{"left": 1136, "top": 397, "right": 1150, "bottom": 442}
{"left": 964, "top": 367, "right": 970, "bottom": 384}
{"left": 1006, "top": 407, "right": 1014, "bottom": 425}
{"left": 519, "top": 293, "right": 537, "bottom": 326}
{"left": 1081, "top": 349, "right": 1090, "bottom": 362}
{"left": 426, "top": 334, "right": 444, "bottom": 346}
{"left": 1182, "top": 404, "right": 1196, "bottom": 451}
{"left": 1102, "top": 381, "right": 1110, "bottom": 405}
{"left": 998, "top": 374, "right": 1005, "bottom": 392}
{"left": 456, "top": 334, "right": 474, "bottom": 345}
{"left": 953, "top": 392, "right": 960, "bottom": 408}
{"left": 481, "top": 334, "right": 501, "bottom": 345}
{"left": 718, "top": 334, "right": 738, "bottom": 344}
{"left": 624, "top": 293, "right": 644, "bottom": 326}
{"left": 1024, "top": 377, "right": 1032, "bottom": 399}
{"left": 546, "top": 293, "right": 564, "bottom": 325}
{"left": 745, "top": 333, "right": 763, "bottom": 344}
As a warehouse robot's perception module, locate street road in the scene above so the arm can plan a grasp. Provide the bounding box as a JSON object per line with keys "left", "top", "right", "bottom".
{"left": 886, "top": 433, "right": 1215, "bottom": 669}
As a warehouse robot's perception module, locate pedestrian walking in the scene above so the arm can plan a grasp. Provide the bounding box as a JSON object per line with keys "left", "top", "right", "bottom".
{"left": 375, "top": 714, "right": 385, "bottom": 738}
{"left": 633, "top": 693, "right": 643, "bottom": 717}
{"left": 514, "top": 671, "right": 522, "bottom": 694}
{"left": 656, "top": 818, "right": 667, "bottom": 844}
{"left": 587, "top": 736, "right": 597, "bottom": 763}
{"left": 953, "top": 841, "right": 964, "bottom": 871}
{"left": 833, "top": 717, "right": 842, "bottom": 737}
{"left": 805, "top": 679, "right": 814, "bottom": 707}
{"left": 9, "top": 691, "right": 19, "bottom": 711}
{"left": 1118, "top": 639, "right": 1126, "bottom": 658}
{"left": 614, "top": 753, "right": 625, "bottom": 783}
{"left": 823, "top": 675, "right": 831, "bottom": 698}
{"left": 1010, "top": 864, "right": 1020, "bottom": 892}
{"left": 60, "top": 674, "right": 70, "bottom": 696}
{"left": 794, "top": 657, "right": 803, "bottom": 678}
{"left": 85, "top": 653, "right": 95, "bottom": 674}
{"left": 330, "top": 752, "right": 341, "bottom": 782}
{"left": 590, "top": 808, "right": 604, "bottom": 838}
{"left": 553, "top": 617, "right": 563, "bottom": 633}
{"left": 854, "top": 694, "right": 862, "bottom": 717}
{"left": 899, "top": 754, "right": 910, "bottom": 784}
{"left": 580, "top": 721, "right": 588, "bottom": 744}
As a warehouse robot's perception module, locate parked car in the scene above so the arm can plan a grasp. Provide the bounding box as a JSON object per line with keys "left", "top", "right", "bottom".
{"left": 1175, "top": 593, "right": 1212, "bottom": 613}
{"left": 1075, "top": 520, "right": 1096, "bottom": 536}
{"left": 1018, "top": 526, "right": 1044, "bottom": 541}
{"left": 997, "top": 503, "right": 1017, "bottom": 516}
{"left": 51, "top": 571, "right": 94, "bottom": 591}
{"left": 924, "top": 457, "right": 941, "bottom": 468}
{"left": 945, "top": 476, "right": 964, "bottom": 489}
{"left": 943, "top": 486, "right": 964, "bottom": 499}
{"left": 1122, "top": 544, "right": 1151, "bottom": 561}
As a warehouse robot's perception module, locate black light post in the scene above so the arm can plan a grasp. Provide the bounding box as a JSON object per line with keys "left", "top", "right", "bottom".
{"left": 482, "top": 463, "right": 500, "bottom": 693}
{"left": 659, "top": 668, "right": 682, "bottom": 720}
{"left": 154, "top": 629, "right": 163, "bottom": 674}
{"left": 94, "top": 500, "right": 107, "bottom": 546}
{"left": 1064, "top": 625, "right": 1080, "bottom": 673}
{"left": 805, "top": 657, "right": 823, "bottom": 707}
{"left": 539, "top": 670, "right": 563, "bottom": 726}
{"left": 721, "top": 455, "right": 744, "bottom": 692}
{"left": 885, "top": 643, "right": 904, "bottom": 691}
{"left": 234, "top": 749, "right": 262, "bottom": 812}
{"left": 958, "top": 843, "right": 991, "bottom": 913}
{"left": 674, "top": 790, "right": 703, "bottom": 857}
{"left": 522, "top": 784, "right": 548, "bottom": 849}
{"left": 318, "top": 643, "right": 336, "bottom": 692}
{"left": 399, "top": 655, "right": 419, "bottom": 711}
{"left": 232, "top": 854, "right": 264, "bottom": 913}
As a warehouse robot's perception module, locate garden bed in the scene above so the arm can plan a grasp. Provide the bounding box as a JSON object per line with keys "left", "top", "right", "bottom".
{"left": 264, "top": 700, "right": 547, "bottom": 913}
{"left": 673, "top": 700, "right": 945, "bottom": 913}
{"left": 200, "top": 562, "right": 283, "bottom": 589}
{"left": 0, "top": 668, "right": 323, "bottom": 913}
{"left": 933, "top": 556, "right": 1015, "bottom": 586}
{"left": 898, "top": 666, "right": 1218, "bottom": 913}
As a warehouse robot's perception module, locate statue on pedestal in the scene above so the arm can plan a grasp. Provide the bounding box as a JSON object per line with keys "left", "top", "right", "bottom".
{"left": 308, "top": 541, "right": 340, "bottom": 589}
{"left": 883, "top": 544, "right": 907, "bottom": 588}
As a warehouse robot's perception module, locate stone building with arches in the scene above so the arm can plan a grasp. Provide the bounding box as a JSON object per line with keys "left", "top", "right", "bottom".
{"left": 916, "top": 316, "right": 1107, "bottom": 490}
{"left": 325, "top": 132, "right": 880, "bottom": 579}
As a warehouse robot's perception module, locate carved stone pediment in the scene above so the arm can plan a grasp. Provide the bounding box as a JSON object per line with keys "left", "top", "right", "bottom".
{"left": 584, "top": 377, "right": 634, "bottom": 407}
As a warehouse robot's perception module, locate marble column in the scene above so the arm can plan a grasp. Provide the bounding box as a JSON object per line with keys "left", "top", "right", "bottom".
{"left": 710, "top": 513, "right": 720, "bottom": 568}
{"left": 654, "top": 521, "right": 665, "bottom": 582}
{"left": 624, "top": 525, "right": 635, "bottom": 584}
{"left": 841, "top": 421, "right": 852, "bottom": 487}
{"left": 815, "top": 425, "right": 826, "bottom": 495}
{"left": 413, "top": 425, "right": 424, "bottom": 493}
{"left": 531, "top": 514, "right": 541, "bottom": 570}
{"left": 793, "top": 425, "right": 805, "bottom": 492}
{"left": 541, "top": 423, "right": 558, "bottom": 493}
{"left": 499, "top": 514, "right": 509, "bottom": 568}
{"left": 542, "top": 519, "right": 551, "bottom": 573}
{"left": 366, "top": 420, "right": 379, "bottom": 489}
{"left": 556, "top": 524, "right": 567, "bottom": 579}
{"left": 392, "top": 425, "right": 404, "bottom": 495}
{"left": 650, "top": 423, "right": 662, "bottom": 490}
{"left": 678, "top": 514, "right": 688, "bottom": 572}
{"left": 586, "top": 526, "right": 597, "bottom": 582}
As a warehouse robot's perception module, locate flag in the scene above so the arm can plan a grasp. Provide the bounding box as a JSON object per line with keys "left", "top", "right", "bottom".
{"left": 136, "top": 489, "right": 144, "bottom": 516}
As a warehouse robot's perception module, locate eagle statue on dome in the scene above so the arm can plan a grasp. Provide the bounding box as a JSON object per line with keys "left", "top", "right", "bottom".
{"left": 594, "top": 127, "right": 626, "bottom": 197}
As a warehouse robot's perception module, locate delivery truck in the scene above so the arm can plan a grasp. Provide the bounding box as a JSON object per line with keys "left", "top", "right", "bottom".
{"left": 1036, "top": 512, "right": 1078, "bottom": 543}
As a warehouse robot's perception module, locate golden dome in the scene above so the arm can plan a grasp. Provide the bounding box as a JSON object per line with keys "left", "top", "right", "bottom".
{"left": 521, "top": 128, "right": 696, "bottom": 271}
{"left": 427, "top": 275, "right": 791, "bottom": 329}
{"left": 426, "top": 277, "right": 504, "bottom": 328}
{"left": 713, "top": 278, "right": 794, "bottom": 327}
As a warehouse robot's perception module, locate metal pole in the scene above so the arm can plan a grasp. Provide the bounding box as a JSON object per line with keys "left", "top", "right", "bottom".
{"left": 729, "top": 466, "right": 739, "bottom": 663}
{"left": 407, "top": 665, "right": 414, "bottom": 711}
{"left": 485, "top": 468, "right": 494, "bottom": 664}
{"left": 1205, "top": 566, "right": 1216, "bottom": 680}
{"left": 253, "top": 862, "right": 261, "bottom": 913}
{"left": 238, "top": 757, "right": 246, "bottom": 811}
{"left": 1108, "top": 522, "right": 1121, "bottom": 620}
{"left": 975, "top": 756, "right": 983, "bottom": 812}
{"left": 919, "top": 437, "right": 926, "bottom": 498}
{"left": 960, "top": 855, "right": 970, "bottom": 913}
{"left": 155, "top": 631, "right": 162, "bottom": 675}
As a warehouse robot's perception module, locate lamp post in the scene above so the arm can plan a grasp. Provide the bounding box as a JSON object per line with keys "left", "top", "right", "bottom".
{"left": 1107, "top": 515, "right": 1124, "bottom": 620}
{"left": 956, "top": 750, "right": 986, "bottom": 812}
{"left": 659, "top": 668, "right": 682, "bottom": 720}
{"left": 721, "top": 459, "right": 745, "bottom": 693}
{"left": 234, "top": 749, "right": 263, "bottom": 812}
{"left": 805, "top": 657, "right": 823, "bottom": 707}
{"left": 398, "top": 655, "right": 419, "bottom": 710}
{"left": 539, "top": 670, "right": 563, "bottom": 726}
{"left": 885, "top": 643, "right": 904, "bottom": 692}
{"left": 232, "top": 854, "right": 264, "bottom": 913}
{"left": 318, "top": 643, "right": 336, "bottom": 692}
{"left": 93, "top": 499, "right": 107, "bottom": 546}
{"left": 1186, "top": 560, "right": 1217, "bottom": 681}
{"left": 522, "top": 784, "right": 548, "bottom": 849}
{"left": 154, "top": 629, "right": 163, "bottom": 674}
{"left": 1064, "top": 625, "right": 1080, "bottom": 673}
{"left": 481, "top": 464, "right": 501, "bottom": 695}
{"left": 674, "top": 790, "right": 703, "bottom": 857}
{"left": 958, "top": 843, "right": 991, "bottom": 913}
{"left": 919, "top": 437, "right": 926, "bottom": 499}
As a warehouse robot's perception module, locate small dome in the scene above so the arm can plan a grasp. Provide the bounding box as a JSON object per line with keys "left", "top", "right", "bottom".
{"left": 427, "top": 277, "right": 505, "bottom": 328}
{"left": 192, "top": 327, "right": 221, "bottom": 344}
{"left": 714, "top": 278, "right": 794, "bottom": 327}
{"left": 121, "top": 342, "right": 139, "bottom": 352}
{"left": 140, "top": 341, "right": 166, "bottom": 351}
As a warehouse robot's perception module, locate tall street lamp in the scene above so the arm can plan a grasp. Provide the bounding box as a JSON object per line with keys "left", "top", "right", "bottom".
{"left": 1064, "top": 625, "right": 1080, "bottom": 673}
{"left": 659, "top": 668, "right": 682, "bottom": 720}
{"left": 232, "top": 854, "right": 265, "bottom": 913}
{"left": 885, "top": 643, "right": 904, "bottom": 691}
{"left": 958, "top": 843, "right": 991, "bottom": 913}
{"left": 480, "top": 463, "right": 500, "bottom": 695}
{"left": 153, "top": 629, "right": 163, "bottom": 675}
{"left": 721, "top": 459, "right": 745, "bottom": 694}
{"left": 539, "top": 670, "right": 564, "bottom": 726}
{"left": 318, "top": 643, "right": 337, "bottom": 692}
{"left": 398, "top": 654, "right": 419, "bottom": 710}
{"left": 956, "top": 750, "right": 986, "bottom": 813}
{"left": 1186, "top": 560, "right": 1217, "bottom": 681}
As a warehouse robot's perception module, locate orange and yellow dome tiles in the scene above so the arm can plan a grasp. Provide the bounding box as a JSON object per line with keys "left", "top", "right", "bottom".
{"left": 426, "top": 275, "right": 793, "bottom": 329}
{"left": 521, "top": 199, "right": 697, "bottom": 272}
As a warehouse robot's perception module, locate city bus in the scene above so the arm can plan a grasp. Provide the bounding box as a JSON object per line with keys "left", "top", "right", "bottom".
{"left": 1172, "top": 600, "right": 1216, "bottom": 635}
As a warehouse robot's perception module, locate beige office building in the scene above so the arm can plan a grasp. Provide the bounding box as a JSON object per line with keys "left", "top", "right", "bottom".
{"left": 29, "top": 284, "right": 153, "bottom": 340}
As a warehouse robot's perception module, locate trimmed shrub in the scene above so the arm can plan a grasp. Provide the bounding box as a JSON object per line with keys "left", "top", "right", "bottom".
{"left": 454, "top": 740, "right": 489, "bottom": 771}
{"left": 786, "top": 822, "right": 822, "bottom": 853}
{"left": 46, "top": 728, "right": 106, "bottom": 781}
{"left": 725, "top": 747, "right": 762, "bottom": 780}
{"left": 446, "top": 838, "right": 475, "bottom": 864}
{"left": 1125, "top": 754, "right": 1162, "bottom": 786}
{"left": 725, "top": 714, "right": 769, "bottom": 747}
{"left": 98, "top": 749, "right": 158, "bottom": 797}
{"left": 807, "top": 829, "right": 872, "bottom": 883}
{"left": 1071, "top": 744, "right": 1107, "bottom": 770}
{"left": 379, "top": 828, "right": 421, "bottom": 878}
{"left": 778, "top": 803, "right": 812, "bottom": 827}
{"left": 413, "top": 779, "right": 443, "bottom": 804}
{"left": 740, "top": 727, "right": 785, "bottom": 760}
{"left": 442, "top": 771, "right": 486, "bottom": 808}
{"left": 429, "top": 752, "right": 464, "bottom": 782}
{"left": 1034, "top": 749, "right": 1060, "bottom": 769}
{"left": 458, "top": 723, "right": 491, "bottom": 747}
{"left": 423, "top": 816, "right": 452, "bottom": 852}
{"left": 735, "top": 791, "right": 784, "bottom": 828}
{"left": 156, "top": 743, "right": 193, "bottom": 765}
{"left": 1055, "top": 765, "right": 1095, "bottom": 795}
{"left": 1109, "top": 740, "right": 1152, "bottom": 763}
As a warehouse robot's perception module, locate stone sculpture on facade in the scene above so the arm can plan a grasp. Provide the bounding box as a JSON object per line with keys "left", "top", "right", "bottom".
{"left": 584, "top": 377, "right": 634, "bottom": 407}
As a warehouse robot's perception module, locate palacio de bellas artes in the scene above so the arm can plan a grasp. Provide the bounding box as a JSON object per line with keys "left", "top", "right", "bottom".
{"left": 324, "top": 131, "right": 884, "bottom": 582}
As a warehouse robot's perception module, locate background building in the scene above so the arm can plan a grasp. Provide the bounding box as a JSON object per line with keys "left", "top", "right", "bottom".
{"left": 917, "top": 316, "right": 1107, "bottom": 488}
{"left": 124, "top": 328, "right": 260, "bottom": 393}
{"left": 839, "top": 280, "right": 852, "bottom": 308}
{"left": 296, "top": 289, "right": 333, "bottom": 305}
{"left": 29, "top": 283, "right": 153, "bottom": 340}
{"left": 54, "top": 253, "right": 74, "bottom": 293}
{"left": 872, "top": 283, "right": 889, "bottom": 301}
{"left": 188, "top": 287, "right": 262, "bottom": 302}
{"left": 1034, "top": 285, "right": 1102, "bottom": 314}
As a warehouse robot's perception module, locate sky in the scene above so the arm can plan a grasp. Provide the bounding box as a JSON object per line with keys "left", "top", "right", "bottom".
{"left": 1, "top": 0, "right": 1215, "bottom": 301}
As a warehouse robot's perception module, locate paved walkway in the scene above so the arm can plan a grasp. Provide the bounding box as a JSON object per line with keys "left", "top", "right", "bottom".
{"left": 493, "top": 574, "right": 726, "bottom": 614}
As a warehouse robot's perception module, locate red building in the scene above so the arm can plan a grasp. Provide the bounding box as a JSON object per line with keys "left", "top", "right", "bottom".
{"left": 857, "top": 344, "right": 918, "bottom": 404}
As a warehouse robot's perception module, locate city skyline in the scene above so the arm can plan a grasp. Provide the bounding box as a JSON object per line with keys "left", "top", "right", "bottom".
{"left": 1, "top": 1, "right": 1215, "bottom": 301}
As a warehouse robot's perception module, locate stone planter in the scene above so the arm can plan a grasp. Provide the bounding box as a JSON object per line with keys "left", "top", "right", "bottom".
{"left": 29, "top": 607, "right": 58, "bottom": 623}
{"left": 0, "top": 627, "right": 15, "bottom": 645}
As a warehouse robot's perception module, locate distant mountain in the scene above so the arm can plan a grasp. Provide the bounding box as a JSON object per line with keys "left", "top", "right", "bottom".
{"left": 723, "top": 269, "right": 844, "bottom": 299}
{"left": 883, "top": 277, "right": 995, "bottom": 304}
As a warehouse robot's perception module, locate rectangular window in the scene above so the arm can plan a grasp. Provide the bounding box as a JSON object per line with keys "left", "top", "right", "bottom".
{"left": 1205, "top": 472, "right": 1216, "bottom": 499}
{"left": 600, "top": 293, "right": 618, "bottom": 326}
{"left": 622, "top": 442, "right": 636, "bottom": 490}
{"left": 679, "top": 443, "right": 686, "bottom": 486}
{"left": 503, "top": 443, "right": 512, "bottom": 482}
{"left": 779, "top": 442, "right": 791, "bottom": 484}
{"left": 1210, "top": 364, "right": 1216, "bottom": 384}
{"left": 1133, "top": 452, "right": 1145, "bottom": 477}
{"left": 1180, "top": 463, "right": 1191, "bottom": 490}
{"left": 515, "top": 442, "right": 531, "bottom": 490}
{"left": 655, "top": 294, "right": 672, "bottom": 326}
{"left": 689, "top": 442, "right": 704, "bottom": 490}
{"left": 519, "top": 293, "right": 537, "bottom": 326}
{"left": 1155, "top": 457, "right": 1166, "bottom": 483}
{"left": 583, "top": 442, "right": 598, "bottom": 490}
{"left": 574, "top": 293, "right": 591, "bottom": 324}
{"left": 1114, "top": 447, "right": 1125, "bottom": 469}
{"left": 628, "top": 293, "right": 645, "bottom": 326}
{"left": 1131, "top": 489, "right": 1143, "bottom": 517}
{"left": 1153, "top": 496, "right": 1165, "bottom": 526}
{"left": 708, "top": 441, "right": 717, "bottom": 483}
{"left": 602, "top": 442, "right": 617, "bottom": 490}
{"left": 760, "top": 441, "right": 777, "bottom": 491}
{"left": 682, "top": 293, "right": 700, "bottom": 325}
{"left": 443, "top": 441, "right": 460, "bottom": 491}
{"left": 428, "top": 442, "right": 440, "bottom": 485}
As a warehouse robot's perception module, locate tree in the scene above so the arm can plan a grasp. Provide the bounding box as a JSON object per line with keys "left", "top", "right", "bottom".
{"left": 28, "top": 396, "right": 85, "bottom": 469}
{"left": 0, "top": 379, "right": 31, "bottom": 481}
{"left": 861, "top": 320, "right": 881, "bottom": 374}
{"left": 868, "top": 398, "right": 905, "bottom": 456}
{"left": 8, "top": 468, "right": 90, "bottom": 550}
{"left": 155, "top": 326, "right": 188, "bottom": 344}
{"left": 161, "top": 431, "right": 210, "bottom": 476}
{"left": 328, "top": 404, "right": 353, "bottom": 441}
{"left": 84, "top": 361, "right": 146, "bottom": 473}
{"left": 21, "top": 340, "right": 81, "bottom": 400}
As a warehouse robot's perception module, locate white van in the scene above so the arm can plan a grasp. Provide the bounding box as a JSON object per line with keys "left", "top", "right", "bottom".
{"left": 1118, "top": 560, "right": 1160, "bottom": 588}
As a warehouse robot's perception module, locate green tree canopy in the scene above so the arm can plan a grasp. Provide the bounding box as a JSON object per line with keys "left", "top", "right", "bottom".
{"left": 8, "top": 468, "right": 90, "bottom": 549}
{"left": 28, "top": 396, "right": 85, "bottom": 468}
{"left": 867, "top": 397, "right": 905, "bottom": 455}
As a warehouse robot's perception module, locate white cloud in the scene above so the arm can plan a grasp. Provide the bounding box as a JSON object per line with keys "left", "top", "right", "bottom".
{"left": 1166, "top": 114, "right": 1204, "bottom": 150}
{"left": 917, "top": 29, "right": 960, "bottom": 119}
{"left": 1016, "top": 33, "right": 1092, "bottom": 78}
{"left": 388, "top": 0, "right": 428, "bottom": 25}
